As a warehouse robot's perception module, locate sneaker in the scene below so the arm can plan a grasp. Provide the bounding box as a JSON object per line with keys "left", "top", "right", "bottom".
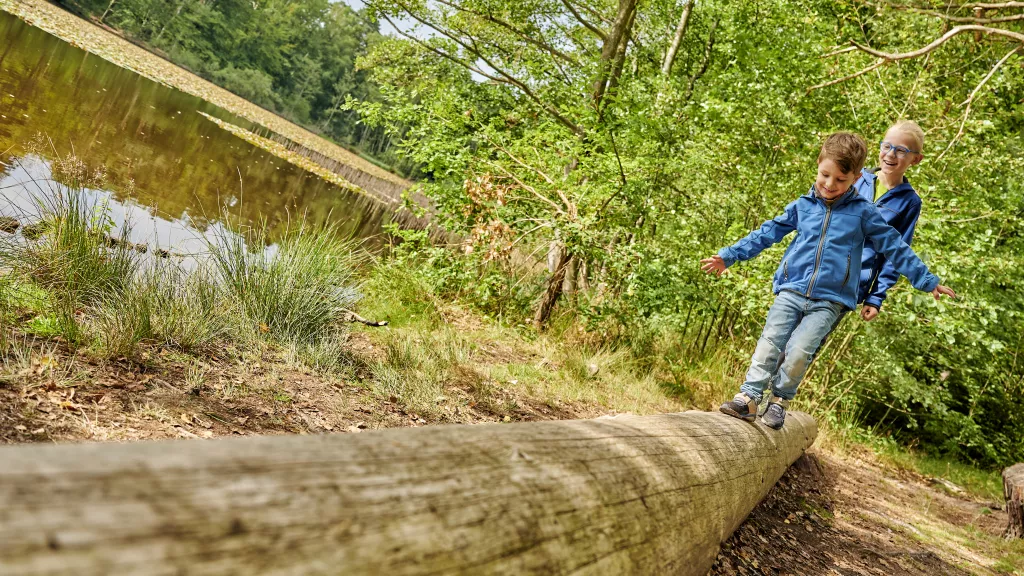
{"left": 719, "top": 393, "right": 758, "bottom": 422}
{"left": 761, "top": 397, "right": 789, "bottom": 430}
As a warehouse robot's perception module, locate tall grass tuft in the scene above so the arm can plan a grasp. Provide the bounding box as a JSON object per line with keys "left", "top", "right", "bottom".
{"left": 0, "top": 187, "right": 140, "bottom": 344}
{"left": 88, "top": 284, "right": 153, "bottom": 358}
{"left": 209, "top": 220, "right": 364, "bottom": 345}
{"left": 142, "top": 262, "right": 222, "bottom": 351}
{"left": 20, "top": 190, "right": 138, "bottom": 306}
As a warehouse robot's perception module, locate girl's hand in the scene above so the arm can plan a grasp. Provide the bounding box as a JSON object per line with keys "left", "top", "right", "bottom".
{"left": 700, "top": 255, "right": 728, "bottom": 277}
{"left": 932, "top": 285, "right": 956, "bottom": 301}
{"left": 860, "top": 305, "right": 879, "bottom": 322}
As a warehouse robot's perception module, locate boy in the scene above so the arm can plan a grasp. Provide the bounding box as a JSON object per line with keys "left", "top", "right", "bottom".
{"left": 699, "top": 132, "right": 955, "bottom": 430}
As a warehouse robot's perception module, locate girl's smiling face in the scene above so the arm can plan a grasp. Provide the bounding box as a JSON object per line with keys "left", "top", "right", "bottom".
{"left": 879, "top": 128, "right": 923, "bottom": 178}
{"left": 815, "top": 158, "right": 855, "bottom": 201}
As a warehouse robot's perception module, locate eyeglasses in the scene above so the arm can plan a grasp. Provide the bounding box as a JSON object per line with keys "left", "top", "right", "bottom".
{"left": 879, "top": 141, "right": 918, "bottom": 159}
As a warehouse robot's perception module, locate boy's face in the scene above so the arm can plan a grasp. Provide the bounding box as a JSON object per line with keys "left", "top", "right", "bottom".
{"left": 815, "top": 158, "right": 856, "bottom": 201}
{"left": 878, "top": 128, "right": 922, "bottom": 177}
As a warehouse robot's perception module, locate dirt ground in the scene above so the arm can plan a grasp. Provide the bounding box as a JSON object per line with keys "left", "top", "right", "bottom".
{"left": 0, "top": 335, "right": 1015, "bottom": 576}
{"left": 0, "top": 331, "right": 591, "bottom": 445}
{"left": 711, "top": 450, "right": 1012, "bottom": 576}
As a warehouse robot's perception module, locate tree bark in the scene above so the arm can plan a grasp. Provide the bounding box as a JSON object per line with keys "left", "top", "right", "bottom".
{"left": 1006, "top": 463, "right": 1024, "bottom": 538}
{"left": 562, "top": 255, "right": 579, "bottom": 297}
{"left": 591, "top": 0, "right": 639, "bottom": 106}
{"left": 662, "top": 0, "right": 694, "bottom": 75}
{"left": 535, "top": 247, "right": 572, "bottom": 329}
{"left": 0, "top": 411, "right": 817, "bottom": 575}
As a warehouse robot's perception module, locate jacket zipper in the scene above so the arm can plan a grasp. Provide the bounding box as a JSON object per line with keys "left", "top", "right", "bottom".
{"left": 806, "top": 203, "right": 834, "bottom": 296}
{"left": 842, "top": 254, "right": 851, "bottom": 286}
{"left": 868, "top": 267, "right": 881, "bottom": 293}
{"left": 784, "top": 261, "right": 788, "bottom": 281}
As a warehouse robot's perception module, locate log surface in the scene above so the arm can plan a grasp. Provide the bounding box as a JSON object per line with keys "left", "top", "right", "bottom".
{"left": 0, "top": 410, "right": 817, "bottom": 575}
{"left": 1006, "top": 463, "right": 1024, "bottom": 539}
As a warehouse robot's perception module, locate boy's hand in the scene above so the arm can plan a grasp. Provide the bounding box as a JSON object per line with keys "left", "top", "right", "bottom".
{"left": 700, "top": 255, "right": 728, "bottom": 277}
{"left": 932, "top": 285, "right": 956, "bottom": 301}
{"left": 860, "top": 305, "right": 879, "bottom": 322}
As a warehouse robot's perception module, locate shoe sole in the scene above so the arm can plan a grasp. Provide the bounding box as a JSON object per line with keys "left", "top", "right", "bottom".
{"left": 760, "top": 417, "right": 784, "bottom": 430}
{"left": 720, "top": 406, "right": 755, "bottom": 422}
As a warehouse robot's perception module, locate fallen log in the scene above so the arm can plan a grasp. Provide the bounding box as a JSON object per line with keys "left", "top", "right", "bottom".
{"left": 0, "top": 410, "right": 817, "bottom": 575}
{"left": 1006, "top": 463, "right": 1024, "bottom": 539}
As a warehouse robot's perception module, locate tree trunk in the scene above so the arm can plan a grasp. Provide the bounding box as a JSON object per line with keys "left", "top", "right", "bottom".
{"left": 1006, "top": 463, "right": 1024, "bottom": 538}
{"left": 535, "top": 248, "right": 572, "bottom": 329}
{"left": 662, "top": 0, "right": 694, "bottom": 75}
{"left": 0, "top": 411, "right": 817, "bottom": 575}
{"left": 99, "top": 0, "right": 117, "bottom": 22}
{"left": 591, "top": 0, "right": 639, "bottom": 106}
{"left": 562, "top": 255, "right": 579, "bottom": 298}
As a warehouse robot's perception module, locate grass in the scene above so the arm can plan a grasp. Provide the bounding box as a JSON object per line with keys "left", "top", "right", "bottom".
{"left": 814, "top": 402, "right": 1006, "bottom": 502}
{"left": 208, "top": 217, "right": 365, "bottom": 345}
{"left": 0, "top": 179, "right": 365, "bottom": 367}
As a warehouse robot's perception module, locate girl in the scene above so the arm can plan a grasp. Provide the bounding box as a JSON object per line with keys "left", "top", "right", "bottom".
{"left": 853, "top": 120, "right": 927, "bottom": 321}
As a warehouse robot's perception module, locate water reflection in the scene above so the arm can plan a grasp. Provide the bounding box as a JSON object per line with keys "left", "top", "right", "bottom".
{"left": 0, "top": 10, "right": 394, "bottom": 247}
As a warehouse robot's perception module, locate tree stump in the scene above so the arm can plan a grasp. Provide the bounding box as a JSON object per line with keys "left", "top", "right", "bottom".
{"left": 0, "top": 410, "right": 817, "bottom": 575}
{"left": 1005, "top": 463, "right": 1024, "bottom": 539}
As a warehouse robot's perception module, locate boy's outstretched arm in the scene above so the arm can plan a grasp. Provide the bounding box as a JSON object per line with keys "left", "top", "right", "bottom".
{"left": 862, "top": 210, "right": 956, "bottom": 301}
{"left": 700, "top": 201, "right": 800, "bottom": 275}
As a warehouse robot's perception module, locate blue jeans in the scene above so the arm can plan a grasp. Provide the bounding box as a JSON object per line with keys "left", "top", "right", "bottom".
{"left": 740, "top": 290, "right": 846, "bottom": 402}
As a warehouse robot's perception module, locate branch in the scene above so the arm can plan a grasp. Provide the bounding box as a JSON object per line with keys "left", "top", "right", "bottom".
{"left": 937, "top": 45, "right": 1020, "bottom": 160}
{"left": 342, "top": 310, "right": 389, "bottom": 327}
{"left": 481, "top": 160, "right": 566, "bottom": 216}
{"left": 387, "top": 2, "right": 585, "bottom": 136}
{"left": 903, "top": 7, "right": 1024, "bottom": 24}
{"left": 433, "top": 0, "right": 583, "bottom": 67}
{"left": 955, "top": 2, "right": 1024, "bottom": 8}
{"left": 821, "top": 45, "right": 858, "bottom": 58}
{"left": 851, "top": 25, "right": 1024, "bottom": 61}
{"left": 596, "top": 131, "right": 628, "bottom": 218}
{"left": 376, "top": 12, "right": 499, "bottom": 81}
{"left": 561, "top": 0, "right": 607, "bottom": 41}
{"left": 574, "top": 0, "right": 614, "bottom": 25}
{"left": 807, "top": 58, "right": 886, "bottom": 92}
{"left": 683, "top": 19, "right": 718, "bottom": 103}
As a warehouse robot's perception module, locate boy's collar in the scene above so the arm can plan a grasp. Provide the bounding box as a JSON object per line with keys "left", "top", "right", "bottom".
{"left": 811, "top": 185, "right": 857, "bottom": 207}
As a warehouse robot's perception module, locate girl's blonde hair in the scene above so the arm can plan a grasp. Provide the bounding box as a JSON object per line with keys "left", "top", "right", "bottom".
{"left": 889, "top": 120, "right": 925, "bottom": 153}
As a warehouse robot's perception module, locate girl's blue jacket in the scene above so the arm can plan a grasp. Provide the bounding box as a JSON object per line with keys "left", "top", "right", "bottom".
{"left": 717, "top": 184, "right": 939, "bottom": 310}
{"left": 852, "top": 168, "right": 923, "bottom": 310}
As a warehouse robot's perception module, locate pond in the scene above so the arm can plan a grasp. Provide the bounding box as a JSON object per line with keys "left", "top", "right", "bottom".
{"left": 0, "top": 10, "right": 395, "bottom": 253}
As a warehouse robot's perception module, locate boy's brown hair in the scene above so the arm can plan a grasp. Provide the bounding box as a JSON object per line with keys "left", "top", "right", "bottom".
{"left": 817, "top": 132, "right": 867, "bottom": 175}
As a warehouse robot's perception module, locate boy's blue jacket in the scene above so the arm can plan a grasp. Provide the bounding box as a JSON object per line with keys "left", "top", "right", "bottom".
{"left": 853, "top": 168, "right": 923, "bottom": 310}
{"left": 717, "top": 184, "right": 939, "bottom": 310}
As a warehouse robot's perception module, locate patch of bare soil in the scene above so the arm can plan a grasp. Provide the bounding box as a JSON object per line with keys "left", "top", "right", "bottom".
{"left": 0, "top": 333, "right": 588, "bottom": 445}
{"left": 710, "top": 450, "right": 1007, "bottom": 576}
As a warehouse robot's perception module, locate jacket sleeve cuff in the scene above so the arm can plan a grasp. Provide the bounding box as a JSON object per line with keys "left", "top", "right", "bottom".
{"left": 863, "top": 296, "right": 884, "bottom": 310}
{"left": 918, "top": 275, "right": 940, "bottom": 293}
{"left": 717, "top": 248, "right": 735, "bottom": 268}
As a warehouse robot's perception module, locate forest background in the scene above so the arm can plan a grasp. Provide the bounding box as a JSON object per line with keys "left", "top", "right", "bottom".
{"left": 54, "top": 0, "right": 1024, "bottom": 469}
